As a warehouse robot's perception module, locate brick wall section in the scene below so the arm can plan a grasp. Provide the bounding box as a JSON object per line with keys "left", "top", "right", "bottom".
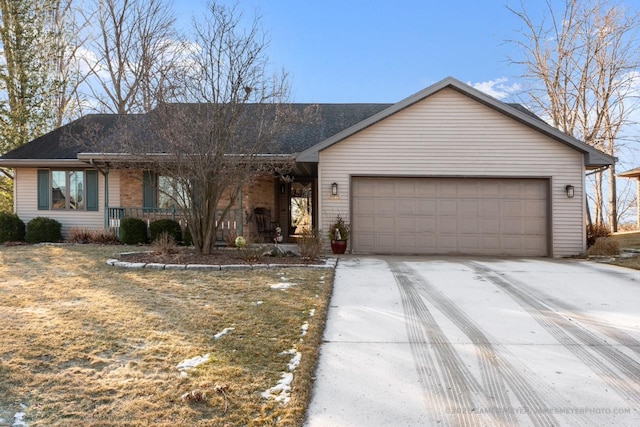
{"left": 115, "top": 169, "right": 276, "bottom": 240}
{"left": 242, "top": 175, "right": 276, "bottom": 241}
{"left": 119, "top": 169, "right": 143, "bottom": 207}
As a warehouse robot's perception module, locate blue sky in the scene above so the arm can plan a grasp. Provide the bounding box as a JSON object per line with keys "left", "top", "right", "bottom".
{"left": 177, "top": 0, "right": 546, "bottom": 103}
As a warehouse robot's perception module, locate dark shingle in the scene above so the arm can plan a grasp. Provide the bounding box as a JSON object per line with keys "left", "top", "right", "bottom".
{"left": 0, "top": 104, "right": 392, "bottom": 160}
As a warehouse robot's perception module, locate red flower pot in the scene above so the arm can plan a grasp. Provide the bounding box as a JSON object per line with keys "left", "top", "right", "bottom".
{"left": 331, "top": 240, "right": 347, "bottom": 254}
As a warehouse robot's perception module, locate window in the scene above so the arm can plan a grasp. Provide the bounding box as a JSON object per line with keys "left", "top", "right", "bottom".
{"left": 37, "top": 169, "right": 98, "bottom": 211}
{"left": 143, "top": 171, "right": 189, "bottom": 209}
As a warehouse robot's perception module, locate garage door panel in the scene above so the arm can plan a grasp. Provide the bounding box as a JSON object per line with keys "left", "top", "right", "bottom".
{"left": 352, "top": 177, "right": 548, "bottom": 256}
{"left": 357, "top": 216, "right": 376, "bottom": 231}
{"left": 416, "top": 181, "right": 438, "bottom": 196}
{"left": 397, "top": 217, "right": 417, "bottom": 233}
{"left": 459, "top": 236, "right": 480, "bottom": 250}
{"left": 459, "top": 182, "right": 480, "bottom": 197}
{"left": 377, "top": 181, "right": 396, "bottom": 196}
{"left": 502, "top": 219, "right": 523, "bottom": 234}
{"left": 417, "top": 217, "right": 437, "bottom": 233}
{"left": 438, "top": 200, "right": 457, "bottom": 215}
{"left": 397, "top": 234, "right": 417, "bottom": 249}
{"left": 375, "top": 199, "right": 395, "bottom": 215}
{"left": 417, "top": 200, "right": 436, "bottom": 215}
{"left": 523, "top": 219, "right": 546, "bottom": 234}
{"left": 523, "top": 200, "right": 546, "bottom": 216}
{"left": 502, "top": 201, "right": 523, "bottom": 216}
{"left": 460, "top": 200, "right": 479, "bottom": 215}
{"left": 438, "top": 217, "right": 458, "bottom": 234}
{"left": 376, "top": 217, "right": 395, "bottom": 233}
{"left": 460, "top": 218, "right": 479, "bottom": 234}
{"left": 397, "top": 199, "right": 416, "bottom": 214}
{"left": 439, "top": 182, "right": 459, "bottom": 197}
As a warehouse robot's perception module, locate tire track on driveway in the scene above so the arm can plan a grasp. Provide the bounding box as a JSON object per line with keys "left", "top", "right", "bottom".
{"left": 392, "top": 262, "right": 488, "bottom": 426}
{"left": 466, "top": 261, "right": 640, "bottom": 407}
{"left": 389, "top": 262, "right": 564, "bottom": 426}
{"left": 390, "top": 261, "right": 561, "bottom": 427}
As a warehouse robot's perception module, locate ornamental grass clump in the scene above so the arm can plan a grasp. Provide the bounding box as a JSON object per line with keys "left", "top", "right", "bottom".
{"left": 152, "top": 232, "right": 178, "bottom": 255}
{"left": 298, "top": 230, "right": 323, "bottom": 260}
{"left": 587, "top": 237, "right": 620, "bottom": 256}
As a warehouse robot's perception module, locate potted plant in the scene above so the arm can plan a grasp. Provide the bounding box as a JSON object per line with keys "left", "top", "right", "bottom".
{"left": 328, "top": 214, "right": 350, "bottom": 254}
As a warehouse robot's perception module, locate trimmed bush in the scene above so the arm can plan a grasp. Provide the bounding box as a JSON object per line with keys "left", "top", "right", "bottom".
{"left": 0, "top": 212, "right": 25, "bottom": 243}
{"left": 25, "top": 217, "right": 62, "bottom": 244}
{"left": 149, "top": 219, "right": 182, "bottom": 243}
{"left": 119, "top": 218, "right": 147, "bottom": 245}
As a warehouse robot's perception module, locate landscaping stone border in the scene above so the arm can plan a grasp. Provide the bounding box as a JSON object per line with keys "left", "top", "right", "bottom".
{"left": 106, "top": 255, "right": 338, "bottom": 270}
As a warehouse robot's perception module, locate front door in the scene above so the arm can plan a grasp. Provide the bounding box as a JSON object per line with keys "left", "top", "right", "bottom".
{"left": 290, "top": 181, "right": 313, "bottom": 236}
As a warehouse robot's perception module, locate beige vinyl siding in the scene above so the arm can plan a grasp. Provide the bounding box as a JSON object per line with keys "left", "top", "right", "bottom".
{"left": 319, "top": 88, "right": 585, "bottom": 257}
{"left": 15, "top": 168, "right": 121, "bottom": 236}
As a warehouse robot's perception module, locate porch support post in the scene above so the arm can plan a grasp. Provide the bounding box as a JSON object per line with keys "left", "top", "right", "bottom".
{"left": 237, "top": 186, "right": 243, "bottom": 237}
{"left": 89, "top": 159, "right": 109, "bottom": 229}
{"left": 637, "top": 179, "right": 640, "bottom": 230}
{"left": 104, "top": 165, "right": 109, "bottom": 229}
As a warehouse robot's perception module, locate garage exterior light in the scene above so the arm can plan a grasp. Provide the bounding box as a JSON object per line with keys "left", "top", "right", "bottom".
{"left": 565, "top": 185, "right": 575, "bottom": 198}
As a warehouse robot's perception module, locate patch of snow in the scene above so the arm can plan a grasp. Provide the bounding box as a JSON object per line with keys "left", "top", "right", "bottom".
{"left": 300, "top": 322, "right": 309, "bottom": 336}
{"left": 261, "top": 372, "right": 293, "bottom": 404}
{"left": 309, "top": 309, "right": 316, "bottom": 317}
{"left": 270, "top": 282, "right": 297, "bottom": 290}
{"left": 213, "top": 327, "right": 235, "bottom": 340}
{"left": 251, "top": 301, "right": 264, "bottom": 306}
{"left": 176, "top": 354, "right": 210, "bottom": 371}
{"left": 262, "top": 349, "right": 301, "bottom": 405}
{"left": 13, "top": 412, "right": 27, "bottom": 427}
{"left": 285, "top": 350, "right": 301, "bottom": 371}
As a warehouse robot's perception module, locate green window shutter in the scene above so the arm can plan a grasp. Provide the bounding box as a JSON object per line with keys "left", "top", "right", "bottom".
{"left": 37, "top": 170, "right": 50, "bottom": 210}
{"left": 142, "top": 171, "right": 155, "bottom": 208}
{"left": 85, "top": 170, "right": 99, "bottom": 211}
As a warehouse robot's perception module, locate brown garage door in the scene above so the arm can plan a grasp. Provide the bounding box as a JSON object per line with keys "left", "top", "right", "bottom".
{"left": 352, "top": 177, "right": 549, "bottom": 256}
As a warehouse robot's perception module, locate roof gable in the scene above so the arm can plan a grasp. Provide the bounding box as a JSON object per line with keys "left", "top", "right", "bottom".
{"left": 296, "top": 76, "right": 614, "bottom": 168}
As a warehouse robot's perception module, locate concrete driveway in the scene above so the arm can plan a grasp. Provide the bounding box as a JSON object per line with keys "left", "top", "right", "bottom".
{"left": 304, "top": 257, "right": 640, "bottom": 426}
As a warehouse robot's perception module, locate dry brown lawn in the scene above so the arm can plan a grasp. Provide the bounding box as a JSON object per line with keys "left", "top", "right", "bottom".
{"left": 0, "top": 244, "right": 333, "bottom": 426}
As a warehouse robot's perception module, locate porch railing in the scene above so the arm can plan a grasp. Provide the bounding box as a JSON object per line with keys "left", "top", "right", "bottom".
{"left": 107, "top": 207, "right": 239, "bottom": 243}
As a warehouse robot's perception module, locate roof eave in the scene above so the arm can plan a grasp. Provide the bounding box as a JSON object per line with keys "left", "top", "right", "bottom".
{"left": 0, "top": 159, "right": 87, "bottom": 168}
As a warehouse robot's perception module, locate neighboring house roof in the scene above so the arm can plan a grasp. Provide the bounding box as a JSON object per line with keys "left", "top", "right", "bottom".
{"left": 0, "top": 76, "right": 614, "bottom": 169}
{"left": 296, "top": 76, "right": 614, "bottom": 168}
{"left": 618, "top": 167, "right": 640, "bottom": 178}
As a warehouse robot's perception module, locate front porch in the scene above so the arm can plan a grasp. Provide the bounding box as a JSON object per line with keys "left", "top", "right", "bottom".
{"left": 107, "top": 207, "right": 242, "bottom": 244}
{"left": 108, "top": 169, "right": 317, "bottom": 244}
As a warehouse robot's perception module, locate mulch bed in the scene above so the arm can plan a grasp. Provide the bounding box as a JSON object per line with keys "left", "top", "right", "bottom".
{"left": 118, "top": 246, "right": 324, "bottom": 265}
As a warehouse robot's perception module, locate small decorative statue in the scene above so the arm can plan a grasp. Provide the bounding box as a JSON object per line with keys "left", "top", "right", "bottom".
{"left": 273, "top": 226, "right": 283, "bottom": 245}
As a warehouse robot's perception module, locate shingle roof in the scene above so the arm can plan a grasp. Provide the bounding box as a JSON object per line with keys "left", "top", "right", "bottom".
{"left": 0, "top": 114, "right": 142, "bottom": 160}
{"left": 0, "top": 104, "right": 392, "bottom": 161}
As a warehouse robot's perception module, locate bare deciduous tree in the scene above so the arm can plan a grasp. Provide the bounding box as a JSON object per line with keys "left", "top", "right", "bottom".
{"left": 508, "top": 0, "right": 640, "bottom": 231}
{"left": 89, "top": 0, "right": 179, "bottom": 114}
{"left": 114, "top": 2, "right": 316, "bottom": 254}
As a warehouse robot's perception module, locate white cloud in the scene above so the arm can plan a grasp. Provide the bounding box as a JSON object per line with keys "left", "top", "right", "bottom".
{"left": 470, "top": 78, "right": 521, "bottom": 100}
